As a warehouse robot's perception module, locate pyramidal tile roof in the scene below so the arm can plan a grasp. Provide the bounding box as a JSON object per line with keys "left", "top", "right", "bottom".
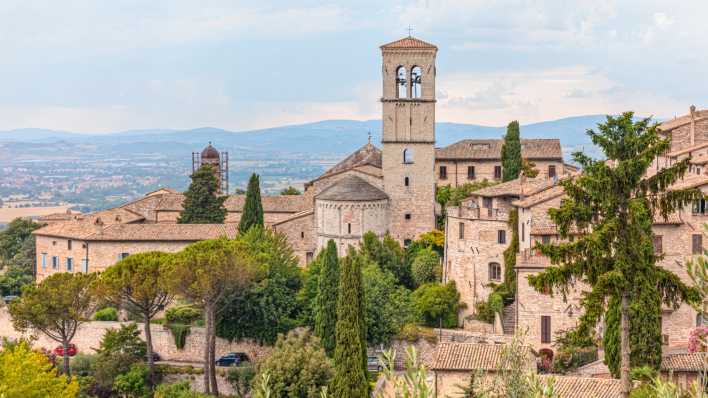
{"left": 380, "top": 36, "right": 437, "bottom": 49}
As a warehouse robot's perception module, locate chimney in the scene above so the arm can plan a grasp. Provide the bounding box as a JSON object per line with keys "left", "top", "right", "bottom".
{"left": 93, "top": 217, "right": 104, "bottom": 235}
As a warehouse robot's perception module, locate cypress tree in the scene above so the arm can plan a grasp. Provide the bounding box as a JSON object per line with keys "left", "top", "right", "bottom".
{"left": 527, "top": 113, "right": 701, "bottom": 396}
{"left": 238, "top": 173, "right": 264, "bottom": 233}
{"left": 501, "top": 121, "right": 522, "bottom": 182}
{"left": 314, "top": 240, "right": 339, "bottom": 356}
{"left": 177, "top": 165, "right": 226, "bottom": 224}
{"left": 331, "top": 249, "right": 368, "bottom": 398}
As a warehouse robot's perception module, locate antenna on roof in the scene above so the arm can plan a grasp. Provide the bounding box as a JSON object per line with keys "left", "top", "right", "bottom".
{"left": 407, "top": 25, "right": 414, "bottom": 37}
{"left": 368, "top": 131, "right": 372, "bottom": 144}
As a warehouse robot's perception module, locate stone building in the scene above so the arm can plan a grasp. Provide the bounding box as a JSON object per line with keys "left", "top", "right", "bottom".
{"left": 435, "top": 139, "right": 567, "bottom": 187}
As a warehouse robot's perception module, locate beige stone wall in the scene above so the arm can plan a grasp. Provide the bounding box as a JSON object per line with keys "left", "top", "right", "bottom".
{"left": 157, "top": 209, "right": 293, "bottom": 226}
{"left": 315, "top": 199, "right": 388, "bottom": 257}
{"left": 445, "top": 207, "right": 510, "bottom": 324}
{"left": 36, "top": 236, "right": 192, "bottom": 281}
{"left": 434, "top": 160, "right": 564, "bottom": 188}
{"left": 272, "top": 212, "right": 316, "bottom": 266}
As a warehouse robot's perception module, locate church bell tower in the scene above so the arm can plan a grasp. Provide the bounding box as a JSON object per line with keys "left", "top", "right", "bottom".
{"left": 380, "top": 36, "right": 437, "bottom": 244}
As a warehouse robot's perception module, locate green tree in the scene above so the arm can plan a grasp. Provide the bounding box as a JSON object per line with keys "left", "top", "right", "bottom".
{"left": 501, "top": 120, "right": 522, "bottom": 181}
{"left": 314, "top": 240, "right": 339, "bottom": 356}
{"left": 177, "top": 165, "right": 227, "bottom": 224}
{"left": 9, "top": 272, "right": 97, "bottom": 377}
{"left": 412, "top": 281, "right": 462, "bottom": 328}
{"left": 498, "top": 208, "right": 519, "bottom": 300}
{"left": 280, "top": 186, "right": 301, "bottom": 195}
{"left": 113, "top": 363, "right": 150, "bottom": 398}
{"left": 155, "top": 381, "right": 211, "bottom": 398}
{"left": 0, "top": 218, "right": 42, "bottom": 262}
{"left": 239, "top": 173, "right": 264, "bottom": 233}
{"left": 97, "top": 251, "right": 173, "bottom": 381}
{"left": 330, "top": 249, "right": 368, "bottom": 398}
{"left": 95, "top": 323, "right": 147, "bottom": 359}
{"left": 411, "top": 247, "right": 441, "bottom": 287}
{"left": 90, "top": 323, "right": 149, "bottom": 395}
{"left": 362, "top": 260, "right": 417, "bottom": 346}
{"left": 360, "top": 232, "right": 411, "bottom": 288}
{"left": 227, "top": 365, "right": 256, "bottom": 398}
{"left": 0, "top": 218, "right": 44, "bottom": 296}
{"left": 217, "top": 227, "right": 302, "bottom": 345}
{"left": 527, "top": 113, "right": 701, "bottom": 396}
{"left": 169, "top": 238, "right": 258, "bottom": 396}
{"left": 0, "top": 339, "right": 80, "bottom": 398}
{"left": 253, "top": 329, "right": 333, "bottom": 398}
{"left": 297, "top": 252, "right": 325, "bottom": 328}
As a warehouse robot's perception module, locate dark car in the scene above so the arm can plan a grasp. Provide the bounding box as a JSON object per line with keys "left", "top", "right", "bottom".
{"left": 215, "top": 352, "right": 250, "bottom": 367}
{"left": 2, "top": 295, "right": 18, "bottom": 305}
{"left": 367, "top": 356, "right": 382, "bottom": 372}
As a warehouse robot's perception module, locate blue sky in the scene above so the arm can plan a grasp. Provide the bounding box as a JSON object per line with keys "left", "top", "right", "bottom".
{"left": 0, "top": 0, "right": 705, "bottom": 132}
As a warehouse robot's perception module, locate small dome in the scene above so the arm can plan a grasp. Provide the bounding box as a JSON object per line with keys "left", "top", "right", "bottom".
{"left": 316, "top": 175, "right": 388, "bottom": 202}
{"left": 201, "top": 143, "right": 220, "bottom": 159}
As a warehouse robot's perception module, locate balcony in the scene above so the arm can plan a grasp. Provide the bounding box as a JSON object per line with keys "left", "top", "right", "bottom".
{"left": 516, "top": 248, "right": 552, "bottom": 268}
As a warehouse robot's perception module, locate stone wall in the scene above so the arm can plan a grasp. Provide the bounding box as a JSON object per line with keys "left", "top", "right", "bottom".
{"left": 315, "top": 199, "right": 389, "bottom": 256}
{"left": 0, "top": 309, "right": 268, "bottom": 363}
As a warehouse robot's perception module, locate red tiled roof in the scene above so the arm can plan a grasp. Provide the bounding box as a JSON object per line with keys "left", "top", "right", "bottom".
{"left": 34, "top": 221, "right": 237, "bottom": 241}
{"left": 539, "top": 375, "right": 624, "bottom": 398}
{"left": 380, "top": 36, "right": 437, "bottom": 49}
{"left": 436, "top": 139, "right": 563, "bottom": 161}
{"left": 431, "top": 342, "right": 534, "bottom": 371}
{"left": 155, "top": 193, "right": 308, "bottom": 213}
{"left": 661, "top": 353, "right": 706, "bottom": 372}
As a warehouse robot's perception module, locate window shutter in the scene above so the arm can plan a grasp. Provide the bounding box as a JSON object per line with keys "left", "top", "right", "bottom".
{"left": 541, "top": 316, "right": 551, "bottom": 343}
{"left": 653, "top": 235, "right": 663, "bottom": 254}
{"left": 693, "top": 234, "right": 703, "bottom": 255}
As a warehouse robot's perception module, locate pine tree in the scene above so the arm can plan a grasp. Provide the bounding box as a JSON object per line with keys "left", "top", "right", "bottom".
{"left": 528, "top": 113, "right": 701, "bottom": 397}
{"left": 239, "top": 173, "right": 264, "bottom": 234}
{"left": 315, "top": 240, "right": 339, "bottom": 356}
{"left": 501, "top": 121, "right": 522, "bottom": 182}
{"left": 330, "top": 249, "right": 368, "bottom": 398}
{"left": 177, "top": 165, "right": 226, "bottom": 224}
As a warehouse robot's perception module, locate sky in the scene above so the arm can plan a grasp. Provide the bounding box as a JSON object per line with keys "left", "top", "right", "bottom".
{"left": 0, "top": 0, "right": 706, "bottom": 133}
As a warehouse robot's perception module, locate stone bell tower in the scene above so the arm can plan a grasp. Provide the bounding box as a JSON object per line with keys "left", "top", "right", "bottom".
{"left": 380, "top": 36, "right": 437, "bottom": 244}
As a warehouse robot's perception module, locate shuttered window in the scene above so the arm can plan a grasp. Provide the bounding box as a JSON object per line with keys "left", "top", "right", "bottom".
{"left": 439, "top": 166, "right": 447, "bottom": 179}
{"left": 467, "top": 166, "right": 475, "bottom": 180}
{"left": 653, "top": 235, "right": 663, "bottom": 254}
{"left": 541, "top": 316, "right": 551, "bottom": 343}
{"left": 693, "top": 234, "right": 703, "bottom": 255}
{"left": 494, "top": 166, "right": 502, "bottom": 180}
{"left": 459, "top": 222, "right": 465, "bottom": 240}
{"left": 497, "top": 230, "right": 506, "bottom": 244}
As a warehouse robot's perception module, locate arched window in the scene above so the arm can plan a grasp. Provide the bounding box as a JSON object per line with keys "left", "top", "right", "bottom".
{"left": 411, "top": 66, "right": 422, "bottom": 98}
{"left": 403, "top": 148, "right": 413, "bottom": 163}
{"left": 488, "top": 262, "right": 502, "bottom": 281}
{"left": 396, "top": 66, "right": 408, "bottom": 98}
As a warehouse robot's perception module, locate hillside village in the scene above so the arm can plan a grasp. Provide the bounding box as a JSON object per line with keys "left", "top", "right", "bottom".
{"left": 3, "top": 36, "right": 708, "bottom": 398}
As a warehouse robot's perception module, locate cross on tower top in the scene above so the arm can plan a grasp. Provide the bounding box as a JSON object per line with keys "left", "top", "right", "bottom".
{"left": 407, "top": 25, "right": 413, "bottom": 37}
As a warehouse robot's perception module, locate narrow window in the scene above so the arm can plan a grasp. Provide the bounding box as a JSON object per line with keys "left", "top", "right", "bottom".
{"left": 67, "top": 240, "right": 72, "bottom": 250}
{"left": 403, "top": 148, "right": 413, "bottom": 164}
{"left": 541, "top": 235, "right": 551, "bottom": 245}
{"left": 404, "top": 177, "right": 410, "bottom": 187}
{"left": 494, "top": 166, "right": 502, "bottom": 180}
{"left": 41, "top": 253, "right": 47, "bottom": 270}
{"left": 459, "top": 222, "right": 465, "bottom": 239}
{"left": 693, "top": 234, "right": 703, "bottom": 255}
{"left": 301, "top": 231, "right": 305, "bottom": 239}
{"left": 52, "top": 256, "right": 58, "bottom": 269}
{"left": 404, "top": 239, "right": 412, "bottom": 248}
{"left": 347, "top": 223, "right": 352, "bottom": 234}
{"left": 467, "top": 166, "right": 475, "bottom": 180}
{"left": 439, "top": 166, "right": 448, "bottom": 180}
{"left": 693, "top": 199, "right": 707, "bottom": 214}
{"left": 411, "top": 66, "right": 422, "bottom": 98}
{"left": 488, "top": 262, "right": 501, "bottom": 281}
{"left": 405, "top": 213, "right": 411, "bottom": 220}
{"left": 541, "top": 316, "right": 551, "bottom": 343}
{"left": 497, "top": 230, "right": 506, "bottom": 244}
{"left": 548, "top": 165, "right": 556, "bottom": 179}
{"left": 66, "top": 257, "right": 73, "bottom": 272}
{"left": 653, "top": 235, "right": 663, "bottom": 254}
{"left": 396, "top": 66, "right": 408, "bottom": 98}
{"left": 521, "top": 222, "right": 525, "bottom": 242}
{"left": 81, "top": 258, "right": 88, "bottom": 273}
{"left": 306, "top": 252, "right": 314, "bottom": 265}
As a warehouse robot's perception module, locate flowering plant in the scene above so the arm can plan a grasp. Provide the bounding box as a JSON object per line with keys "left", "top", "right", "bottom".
{"left": 688, "top": 325, "right": 708, "bottom": 353}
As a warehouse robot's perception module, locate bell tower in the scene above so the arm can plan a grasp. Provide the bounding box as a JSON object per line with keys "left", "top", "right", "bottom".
{"left": 380, "top": 36, "right": 437, "bottom": 244}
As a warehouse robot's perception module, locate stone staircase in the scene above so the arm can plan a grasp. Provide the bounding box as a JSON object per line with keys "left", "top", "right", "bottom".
{"left": 501, "top": 303, "right": 516, "bottom": 335}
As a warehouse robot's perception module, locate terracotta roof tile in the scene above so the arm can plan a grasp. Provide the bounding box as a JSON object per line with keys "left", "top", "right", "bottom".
{"left": 659, "top": 108, "right": 708, "bottom": 132}
{"left": 436, "top": 139, "right": 562, "bottom": 161}
{"left": 539, "top": 375, "right": 624, "bottom": 398}
{"left": 431, "top": 342, "right": 534, "bottom": 371}
{"left": 316, "top": 175, "right": 388, "bottom": 201}
{"left": 155, "top": 193, "right": 308, "bottom": 213}
{"left": 470, "top": 177, "right": 555, "bottom": 198}
{"left": 661, "top": 353, "right": 706, "bottom": 372}
{"left": 34, "top": 221, "right": 237, "bottom": 241}
{"left": 513, "top": 184, "right": 566, "bottom": 208}
{"left": 317, "top": 143, "right": 382, "bottom": 181}
{"left": 667, "top": 141, "right": 708, "bottom": 157}
{"left": 380, "top": 36, "right": 437, "bottom": 49}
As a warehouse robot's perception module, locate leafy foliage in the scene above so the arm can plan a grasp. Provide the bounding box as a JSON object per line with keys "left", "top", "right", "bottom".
{"left": 166, "top": 305, "right": 202, "bottom": 325}
{"left": 239, "top": 173, "right": 264, "bottom": 233}
{"left": 94, "top": 307, "right": 118, "bottom": 321}
{"left": 155, "top": 381, "right": 212, "bottom": 398}
{"left": 177, "top": 164, "right": 227, "bottom": 224}
{"left": 0, "top": 218, "right": 44, "bottom": 296}
{"left": 253, "top": 329, "right": 333, "bottom": 398}
{"left": 280, "top": 186, "right": 301, "bottom": 195}
{"left": 217, "top": 227, "right": 302, "bottom": 345}
{"left": 412, "top": 281, "right": 463, "bottom": 328}
{"left": 0, "top": 339, "right": 80, "bottom": 398}
{"left": 410, "top": 247, "right": 441, "bottom": 287}
{"left": 435, "top": 181, "right": 497, "bottom": 229}
{"left": 9, "top": 272, "right": 97, "bottom": 377}
{"left": 95, "top": 323, "right": 147, "bottom": 360}
{"left": 331, "top": 249, "right": 368, "bottom": 398}
{"left": 501, "top": 120, "right": 522, "bottom": 182}
{"left": 168, "top": 323, "right": 191, "bottom": 349}
{"left": 377, "top": 346, "right": 433, "bottom": 398}
{"left": 314, "top": 240, "right": 339, "bottom": 356}
{"left": 113, "top": 363, "right": 150, "bottom": 398}
{"left": 361, "top": 232, "right": 411, "bottom": 288}
{"left": 297, "top": 251, "right": 324, "bottom": 328}
{"left": 527, "top": 113, "right": 702, "bottom": 391}
{"left": 228, "top": 364, "right": 256, "bottom": 398}
{"left": 473, "top": 292, "right": 503, "bottom": 324}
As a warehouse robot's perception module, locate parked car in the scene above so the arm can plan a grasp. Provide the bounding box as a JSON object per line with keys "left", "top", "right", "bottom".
{"left": 2, "top": 295, "right": 18, "bottom": 304}
{"left": 215, "top": 352, "right": 250, "bottom": 367}
{"left": 367, "top": 356, "right": 382, "bottom": 372}
{"left": 53, "top": 344, "right": 77, "bottom": 357}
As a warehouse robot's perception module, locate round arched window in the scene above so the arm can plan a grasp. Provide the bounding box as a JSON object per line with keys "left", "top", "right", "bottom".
{"left": 396, "top": 66, "right": 408, "bottom": 98}
{"left": 411, "top": 66, "right": 422, "bottom": 98}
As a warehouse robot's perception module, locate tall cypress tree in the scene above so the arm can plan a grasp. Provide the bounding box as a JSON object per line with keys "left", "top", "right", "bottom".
{"left": 331, "top": 249, "right": 368, "bottom": 398}
{"left": 178, "top": 165, "right": 226, "bottom": 224}
{"left": 314, "top": 240, "right": 339, "bottom": 356}
{"left": 501, "top": 120, "right": 522, "bottom": 182}
{"left": 238, "top": 173, "right": 264, "bottom": 233}
{"left": 528, "top": 113, "right": 701, "bottom": 396}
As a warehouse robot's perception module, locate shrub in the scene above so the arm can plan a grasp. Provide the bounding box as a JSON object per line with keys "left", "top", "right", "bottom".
{"left": 167, "top": 323, "right": 191, "bottom": 350}
{"left": 411, "top": 247, "right": 441, "bottom": 287}
{"left": 155, "top": 381, "right": 211, "bottom": 398}
{"left": 165, "top": 305, "right": 201, "bottom": 325}
{"left": 113, "top": 363, "right": 150, "bottom": 398}
{"left": 396, "top": 323, "right": 438, "bottom": 344}
{"left": 412, "top": 282, "right": 464, "bottom": 328}
{"left": 227, "top": 364, "right": 255, "bottom": 398}
{"left": 94, "top": 307, "right": 119, "bottom": 321}
{"left": 473, "top": 292, "right": 503, "bottom": 324}
{"left": 71, "top": 353, "right": 97, "bottom": 377}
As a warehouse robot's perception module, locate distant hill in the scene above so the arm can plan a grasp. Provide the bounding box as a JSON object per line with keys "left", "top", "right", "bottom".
{"left": 0, "top": 115, "right": 608, "bottom": 160}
